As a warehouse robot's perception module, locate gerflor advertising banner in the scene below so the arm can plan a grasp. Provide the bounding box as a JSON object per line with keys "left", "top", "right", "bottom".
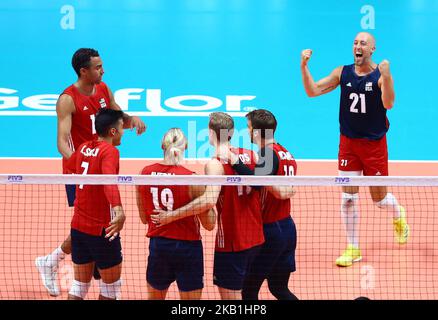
{"left": 0, "top": 1, "right": 436, "bottom": 160}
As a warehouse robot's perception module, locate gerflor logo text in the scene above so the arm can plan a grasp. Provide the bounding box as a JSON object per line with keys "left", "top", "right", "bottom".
{"left": 0, "top": 88, "right": 256, "bottom": 116}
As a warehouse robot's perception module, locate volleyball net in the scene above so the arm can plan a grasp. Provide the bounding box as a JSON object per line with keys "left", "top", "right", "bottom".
{"left": 1, "top": 174, "right": 437, "bottom": 300}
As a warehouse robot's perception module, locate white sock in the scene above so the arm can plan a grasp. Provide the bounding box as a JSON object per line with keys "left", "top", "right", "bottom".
{"left": 341, "top": 193, "right": 360, "bottom": 248}
{"left": 375, "top": 193, "right": 401, "bottom": 219}
{"left": 47, "top": 247, "right": 65, "bottom": 267}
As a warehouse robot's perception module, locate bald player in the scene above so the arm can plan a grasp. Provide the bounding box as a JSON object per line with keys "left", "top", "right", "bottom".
{"left": 300, "top": 32, "right": 410, "bottom": 267}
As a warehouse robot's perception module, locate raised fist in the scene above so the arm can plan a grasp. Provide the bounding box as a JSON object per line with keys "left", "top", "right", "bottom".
{"left": 301, "top": 49, "right": 313, "bottom": 66}
{"left": 378, "top": 60, "right": 391, "bottom": 78}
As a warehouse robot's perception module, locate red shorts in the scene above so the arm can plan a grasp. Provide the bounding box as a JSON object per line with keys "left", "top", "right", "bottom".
{"left": 338, "top": 134, "right": 388, "bottom": 176}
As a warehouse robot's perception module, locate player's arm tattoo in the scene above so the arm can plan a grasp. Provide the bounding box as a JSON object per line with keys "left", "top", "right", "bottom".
{"left": 321, "top": 85, "right": 335, "bottom": 93}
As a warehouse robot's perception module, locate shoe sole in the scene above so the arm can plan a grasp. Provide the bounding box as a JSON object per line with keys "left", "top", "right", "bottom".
{"left": 35, "top": 258, "right": 60, "bottom": 297}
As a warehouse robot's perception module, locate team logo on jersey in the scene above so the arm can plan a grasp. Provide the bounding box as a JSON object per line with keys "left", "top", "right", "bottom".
{"left": 365, "top": 82, "right": 373, "bottom": 92}
{"left": 346, "top": 82, "right": 352, "bottom": 87}
{"left": 99, "top": 98, "right": 107, "bottom": 108}
{"left": 83, "top": 106, "right": 88, "bottom": 111}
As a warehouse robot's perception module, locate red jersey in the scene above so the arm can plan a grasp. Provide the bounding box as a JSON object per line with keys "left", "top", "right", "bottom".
{"left": 67, "top": 140, "right": 122, "bottom": 236}
{"left": 138, "top": 163, "right": 201, "bottom": 241}
{"left": 61, "top": 82, "right": 111, "bottom": 173}
{"left": 215, "top": 147, "right": 264, "bottom": 252}
{"left": 261, "top": 143, "right": 298, "bottom": 224}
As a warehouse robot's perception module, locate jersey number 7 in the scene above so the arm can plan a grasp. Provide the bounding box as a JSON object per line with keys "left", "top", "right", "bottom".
{"left": 79, "top": 161, "right": 89, "bottom": 190}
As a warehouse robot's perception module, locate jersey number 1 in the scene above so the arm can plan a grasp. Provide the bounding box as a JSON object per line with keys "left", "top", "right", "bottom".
{"left": 90, "top": 115, "right": 96, "bottom": 135}
{"left": 349, "top": 93, "right": 366, "bottom": 114}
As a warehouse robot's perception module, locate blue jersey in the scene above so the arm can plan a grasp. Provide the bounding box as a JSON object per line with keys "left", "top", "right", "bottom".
{"left": 339, "top": 64, "right": 389, "bottom": 140}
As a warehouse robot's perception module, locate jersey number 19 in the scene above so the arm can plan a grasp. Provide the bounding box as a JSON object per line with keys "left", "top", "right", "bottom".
{"left": 151, "top": 187, "right": 174, "bottom": 211}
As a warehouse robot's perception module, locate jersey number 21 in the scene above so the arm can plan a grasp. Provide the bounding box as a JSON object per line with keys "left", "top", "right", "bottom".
{"left": 349, "top": 93, "right": 366, "bottom": 114}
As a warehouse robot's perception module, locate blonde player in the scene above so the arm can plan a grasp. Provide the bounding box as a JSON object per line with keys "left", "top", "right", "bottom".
{"left": 136, "top": 128, "right": 215, "bottom": 300}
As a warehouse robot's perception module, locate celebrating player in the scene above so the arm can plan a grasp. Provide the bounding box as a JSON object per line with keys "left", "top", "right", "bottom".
{"left": 66, "top": 108, "right": 126, "bottom": 300}
{"left": 35, "top": 48, "right": 146, "bottom": 296}
{"left": 151, "top": 112, "right": 264, "bottom": 300}
{"left": 300, "top": 32, "right": 409, "bottom": 267}
{"left": 136, "top": 128, "right": 216, "bottom": 300}
{"left": 218, "top": 109, "right": 298, "bottom": 300}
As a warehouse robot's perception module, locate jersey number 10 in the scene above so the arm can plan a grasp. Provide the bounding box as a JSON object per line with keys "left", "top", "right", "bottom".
{"left": 283, "top": 165, "right": 295, "bottom": 176}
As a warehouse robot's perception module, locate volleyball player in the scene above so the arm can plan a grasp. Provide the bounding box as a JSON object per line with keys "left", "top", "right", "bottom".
{"left": 151, "top": 112, "right": 264, "bottom": 300}
{"left": 35, "top": 48, "right": 146, "bottom": 296}
{"left": 300, "top": 32, "right": 409, "bottom": 267}
{"left": 66, "top": 108, "right": 125, "bottom": 300}
{"left": 136, "top": 128, "right": 216, "bottom": 300}
{"left": 218, "top": 109, "right": 298, "bottom": 300}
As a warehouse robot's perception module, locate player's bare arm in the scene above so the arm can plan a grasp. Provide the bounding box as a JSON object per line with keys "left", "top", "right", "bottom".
{"left": 56, "top": 94, "right": 76, "bottom": 159}
{"left": 189, "top": 182, "right": 217, "bottom": 231}
{"left": 378, "top": 60, "right": 395, "bottom": 109}
{"left": 266, "top": 185, "right": 296, "bottom": 200}
{"left": 136, "top": 185, "right": 148, "bottom": 225}
{"left": 107, "top": 87, "right": 147, "bottom": 134}
{"left": 218, "top": 148, "right": 294, "bottom": 199}
{"left": 300, "top": 49, "right": 342, "bottom": 97}
{"left": 105, "top": 205, "right": 126, "bottom": 241}
{"left": 198, "top": 208, "right": 217, "bottom": 231}
{"left": 150, "top": 160, "right": 223, "bottom": 226}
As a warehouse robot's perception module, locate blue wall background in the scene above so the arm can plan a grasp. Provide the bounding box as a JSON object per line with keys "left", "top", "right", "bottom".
{"left": 0, "top": 0, "right": 436, "bottom": 159}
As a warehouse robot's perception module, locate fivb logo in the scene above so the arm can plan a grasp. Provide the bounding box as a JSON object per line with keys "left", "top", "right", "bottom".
{"left": 335, "top": 177, "right": 351, "bottom": 184}
{"left": 117, "top": 176, "right": 133, "bottom": 183}
{"left": 7, "top": 175, "right": 23, "bottom": 182}
{"left": 0, "top": 88, "right": 256, "bottom": 117}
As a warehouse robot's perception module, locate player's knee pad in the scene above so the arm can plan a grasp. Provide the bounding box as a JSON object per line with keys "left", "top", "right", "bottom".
{"left": 341, "top": 192, "right": 359, "bottom": 209}
{"left": 69, "top": 280, "right": 91, "bottom": 299}
{"left": 100, "top": 279, "right": 122, "bottom": 300}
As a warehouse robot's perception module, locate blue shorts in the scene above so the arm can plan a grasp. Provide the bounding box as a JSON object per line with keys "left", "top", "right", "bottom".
{"left": 147, "top": 237, "right": 204, "bottom": 292}
{"left": 71, "top": 228, "right": 123, "bottom": 270}
{"left": 65, "top": 184, "right": 76, "bottom": 207}
{"left": 247, "top": 217, "right": 297, "bottom": 279}
{"left": 213, "top": 245, "right": 261, "bottom": 291}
